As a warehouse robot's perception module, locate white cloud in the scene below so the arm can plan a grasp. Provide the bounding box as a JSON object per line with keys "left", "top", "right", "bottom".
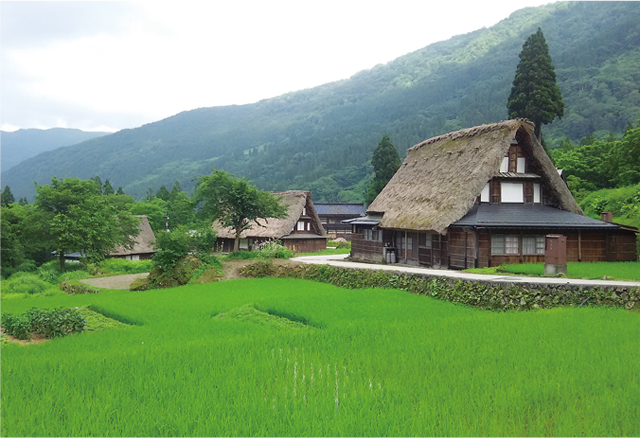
{"left": 1, "top": 0, "right": 555, "bottom": 131}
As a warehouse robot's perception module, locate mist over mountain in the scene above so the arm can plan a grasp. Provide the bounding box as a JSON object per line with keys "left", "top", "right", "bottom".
{"left": 3, "top": 2, "right": 639, "bottom": 202}
{"left": 1, "top": 128, "right": 109, "bottom": 173}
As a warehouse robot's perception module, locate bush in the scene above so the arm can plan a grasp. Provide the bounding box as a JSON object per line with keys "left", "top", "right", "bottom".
{"left": 24, "top": 308, "right": 85, "bottom": 339}
{"left": 224, "top": 240, "right": 293, "bottom": 261}
{"left": 1, "top": 313, "right": 31, "bottom": 340}
{"left": 2, "top": 273, "right": 53, "bottom": 295}
{"left": 17, "top": 260, "right": 37, "bottom": 272}
{"left": 37, "top": 260, "right": 85, "bottom": 284}
{"left": 1, "top": 307, "right": 85, "bottom": 340}
{"left": 60, "top": 281, "right": 100, "bottom": 295}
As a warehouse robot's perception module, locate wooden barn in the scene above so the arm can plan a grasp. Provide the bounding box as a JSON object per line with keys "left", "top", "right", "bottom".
{"left": 109, "top": 215, "right": 157, "bottom": 260}
{"left": 348, "top": 119, "right": 637, "bottom": 268}
{"left": 213, "top": 190, "right": 328, "bottom": 253}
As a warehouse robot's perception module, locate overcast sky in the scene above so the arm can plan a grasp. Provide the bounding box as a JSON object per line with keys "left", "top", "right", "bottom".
{"left": 1, "top": 0, "right": 554, "bottom": 133}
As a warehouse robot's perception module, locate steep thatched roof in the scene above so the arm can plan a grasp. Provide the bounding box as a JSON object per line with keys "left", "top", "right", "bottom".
{"left": 368, "top": 119, "right": 583, "bottom": 234}
{"left": 110, "top": 215, "right": 156, "bottom": 256}
{"left": 213, "top": 191, "right": 327, "bottom": 239}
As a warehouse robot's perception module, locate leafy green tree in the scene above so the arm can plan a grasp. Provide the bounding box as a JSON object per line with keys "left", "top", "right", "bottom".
{"left": 169, "top": 181, "right": 182, "bottom": 201}
{"left": 507, "top": 28, "right": 564, "bottom": 141}
{"left": 18, "top": 197, "right": 28, "bottom": 206}
{"left": 166, "top": 190, "right": 195, "bottom": 229}
{"left": 102, "top": 179, "right": 115, "bottom": 195}
{"left": 116, "top": 187, "right": 125, "bottom": 195}
{"left": 35, "top": 177, "right": 140, "bottom": 271}
{"left": 91, "top": 175, "right": 103, "bottom": 194}
{"left": 2, "top": 185, "right": 15, "bottom": 206}
{"left": 131, "top": 197, "right": 168, "bottom": 233}
{"left": 195, "top": 170, "right": 287, "bottom": 252}
{"left": 156, "top": 185, "right": 171, "bottom": 201}
{"left": 365, "top": 134, "right": 401, "bottom": 205}
{"left": 1, "top": 204, "right": 47, "bottom": 271}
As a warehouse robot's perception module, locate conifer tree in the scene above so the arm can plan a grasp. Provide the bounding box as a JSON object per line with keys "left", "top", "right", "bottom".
{"left": 2, "top": 185, "right": 15, "bottom": 206}
{"left": 102, "top": 179, "right": 115, "bottom": 195}
{"left": 365, "top": 134, "right": 401, "bottom": 205}
{"left": 507, "top": 28, "right": 564, "bottom": 141}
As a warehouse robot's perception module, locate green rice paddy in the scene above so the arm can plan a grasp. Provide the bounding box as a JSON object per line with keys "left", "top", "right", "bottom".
{"left": 2, "top": 278, "right": 639, "bottom": 436}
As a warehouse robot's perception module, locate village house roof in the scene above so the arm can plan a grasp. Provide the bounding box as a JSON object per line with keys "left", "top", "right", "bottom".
{"left": 110, "top": 215, "right": 156, "bottom": 256}
{"left": 314, "top": 203, "right": 366, "bottom": 217}
{"left": 367, "top": 119, "right": 583, "bottom": 234}
{"left": 212, "top": 190, "right": 327, "bottom": 240}
{"left": 454, "top": 204, "right": 619, "bottom": 229}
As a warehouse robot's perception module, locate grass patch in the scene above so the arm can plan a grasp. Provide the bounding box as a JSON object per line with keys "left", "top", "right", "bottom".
{"left": 1, "top": 278, "right": 639, "bottom": 436}
{"left": 218, "top": 304, "right": 314, "bottom": 331}
{"left": 297, "top": 247, "right": 351, "bottom": 256}
{"left": 98, "top": 258, "right": 153, "bottom": 275}
{"left": 467, "top": 261, "right": 640, "bottom": 281}
{"left": 79, "top": 306, "right": 132, "bottom": 332}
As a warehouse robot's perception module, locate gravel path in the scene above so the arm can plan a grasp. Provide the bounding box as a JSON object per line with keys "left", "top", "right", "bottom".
{"left": 293, "top": 254, "right": 640, "bottom": 287}
{"left": 79, "top": 273, "right": 149, "bottom": 290}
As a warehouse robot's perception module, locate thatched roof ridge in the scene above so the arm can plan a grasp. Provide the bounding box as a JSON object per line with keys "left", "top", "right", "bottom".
{"left": 213, "top": 191, "right": 327, "bottom": 239}
{"left": 110, "top": 215, "right": 156, "bottom": 256}
{"left": 368, "top": 119, "right": 582, "bottom": 234}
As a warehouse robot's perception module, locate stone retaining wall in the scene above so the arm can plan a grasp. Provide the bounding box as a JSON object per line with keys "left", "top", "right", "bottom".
{"left": 240, "top": 262, "right": 639, "bottom": 311}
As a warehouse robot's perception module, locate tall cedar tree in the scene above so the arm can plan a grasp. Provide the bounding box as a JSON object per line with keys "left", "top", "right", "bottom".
{"left": 507, "top": 28, "right": 564, "bottom": 141}
{"left": 2, "top": 185, "right": 15, "bottom": 206}
{"left": 365, "top": 134, "right": 401, "bottom": 205}
{"left": 195, "top": 170, "right": 287, "bottom": 252}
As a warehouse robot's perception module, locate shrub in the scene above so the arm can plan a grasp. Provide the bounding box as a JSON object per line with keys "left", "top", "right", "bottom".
{"left": 129, "top": 277, "right": 151, "bottom": 291}
{"left": 99, "top": 258, "right": 153, "bottom": 275}
{"left": 2, "top": 273, "right": 53, "bottom": 295}
{"left": 60, "top": 281, "right": 100, "bottom": 295}
{"left": 17, "top": 260, "right": 37, "bottom": 272}
{"left": 1, "top": 313, "right": 31, "bottom": 340}
{"left": 24, "top": 308, "right": 85, "bottom": 339}
{"left": 2, "top": 308, "right": 85, "bottom": 340}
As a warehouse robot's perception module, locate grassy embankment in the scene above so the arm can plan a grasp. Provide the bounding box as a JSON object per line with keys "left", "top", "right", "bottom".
{"left": 2, "top": 278, "right": 639, "bottom": 436}
{"left": 466, "top": 261, "right": 640, "bottom": 281}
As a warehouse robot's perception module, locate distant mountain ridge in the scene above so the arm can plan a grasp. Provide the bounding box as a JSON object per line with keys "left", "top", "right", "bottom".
{"left": 3, "top": 2, "right": 639, "bottom": 201}
{"left": 1, "top": 128, "right": 109, "bottom": 173}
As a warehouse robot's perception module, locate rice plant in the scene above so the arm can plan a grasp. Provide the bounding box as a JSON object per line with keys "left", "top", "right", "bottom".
{"left": 2, "top": 278, "right": 639, "bottom": 436}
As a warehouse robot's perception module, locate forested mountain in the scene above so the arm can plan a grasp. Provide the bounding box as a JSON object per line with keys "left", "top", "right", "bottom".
{"left": 1, "top": 128, "right": 108, "bottom": 173}
{"left": 3, "top": 2, "right": 639, "bottom": 202}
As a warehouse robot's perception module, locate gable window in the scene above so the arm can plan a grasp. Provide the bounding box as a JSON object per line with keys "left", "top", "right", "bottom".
{"left": 533, "top": 183, "right": 541, "bottom": 203}
{"left": 296, "top": 221, "right": 305, "bottom": 231}
{"left": 517, "top": 157, "right": 526, "bottom": 173}
{"left": 481, "top": 183, "right": 490, "bottom": 202}
{"left": 501, "top": 182, "right": 524, "bottom": 203}
{"left": 500, "top": 157, "right": 509, "bottom": 173}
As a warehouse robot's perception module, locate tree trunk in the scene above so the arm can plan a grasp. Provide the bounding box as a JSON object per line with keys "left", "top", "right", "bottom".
{"left": 59, "top": 250, "right": 66, "bottom": 272}
{"left": 233, "top": 224, "right": 242, "bottom": 253}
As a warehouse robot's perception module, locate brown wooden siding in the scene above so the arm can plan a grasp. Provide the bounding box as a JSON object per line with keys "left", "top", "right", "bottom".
{"left": 284, "top": 238, "right": 326, "bottom": 253}
{"left": 476, "top": 228, "right": 637, "bottom": 267}
{"left": 351, "top": 234, "right": 384, "bottom": 263}
{"left": 448, "top": 228, "right": 477, "bottom": 269}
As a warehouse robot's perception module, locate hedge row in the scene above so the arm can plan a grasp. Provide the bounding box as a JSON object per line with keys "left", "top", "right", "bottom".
{"left": 240, "top": 262, "right": 640, "bottom": 311}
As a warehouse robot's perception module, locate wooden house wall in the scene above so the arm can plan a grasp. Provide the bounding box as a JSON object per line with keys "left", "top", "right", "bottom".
{"left": 475, "top": 228, "right": 637, "bottom": 267}
{"left": 448, "top": 228, "right": 477, "bottom": 269}
{"left": 351, "top": 234, "right": 385, "bottom": 263}
{"left": 283, "top": 238, "right": 327, "bottom": 253}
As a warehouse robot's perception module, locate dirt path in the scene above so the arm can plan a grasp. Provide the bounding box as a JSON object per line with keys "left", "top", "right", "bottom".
{"left": 79, "top": 273, "right": 149, "bottom": 290}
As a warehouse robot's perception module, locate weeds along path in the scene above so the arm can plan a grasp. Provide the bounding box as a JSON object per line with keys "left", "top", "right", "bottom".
{"left": 79, "top": 273, "right": 149, "bottom": 290}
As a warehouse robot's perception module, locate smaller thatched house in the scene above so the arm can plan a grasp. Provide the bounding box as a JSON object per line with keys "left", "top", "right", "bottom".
{"left": 212, "top": 191, "right": 327, "bottom": 253}
{"left": 110, "top": 215, "right": 156, "bottom": 260}
{"left": 314, "top": 203, "right": 366, "bottom": 240}
{"left": 348, "top": 119, "right": 637, "bottom": 268}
